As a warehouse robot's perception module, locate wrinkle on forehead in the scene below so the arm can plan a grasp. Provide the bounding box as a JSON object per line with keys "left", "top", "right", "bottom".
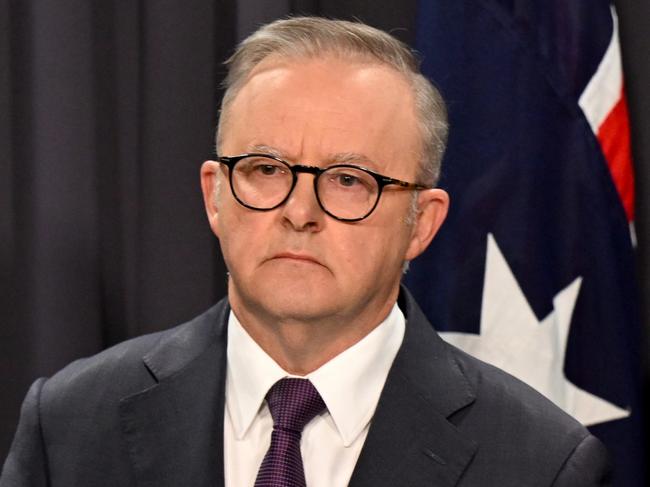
{"left": 245, "top": 143, "right": 378, "bottom": 169}
{"left": 222, "top": 57, "right": 421, "bottom": 179}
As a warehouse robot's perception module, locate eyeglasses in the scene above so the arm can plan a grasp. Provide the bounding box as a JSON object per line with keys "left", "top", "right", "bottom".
{"left": 217, "top": 153, "right": 430, "bottom": 222}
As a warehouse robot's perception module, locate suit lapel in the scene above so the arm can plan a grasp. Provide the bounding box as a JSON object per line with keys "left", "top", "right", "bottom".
{"left": 119, "top": 301, "right": 229, "bottom": 487}
{"left": 116, "top": 290, "right": 477, "bottom": 486}
{"left": 349, "top": 289, "right": 478, "bottom": 487}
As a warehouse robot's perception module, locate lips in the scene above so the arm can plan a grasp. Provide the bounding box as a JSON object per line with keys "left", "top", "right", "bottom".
{"left": 271, "top": 252, "right": 322, "bottom": 266}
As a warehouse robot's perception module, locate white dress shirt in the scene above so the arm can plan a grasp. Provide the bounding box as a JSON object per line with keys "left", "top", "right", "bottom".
{"left": 224, "top": 304, "right": 405, "bottom": 487}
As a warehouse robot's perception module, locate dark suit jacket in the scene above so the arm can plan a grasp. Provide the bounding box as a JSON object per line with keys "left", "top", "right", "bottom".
{"left": 1, "top": 288, "right": 610, "bottom": 486}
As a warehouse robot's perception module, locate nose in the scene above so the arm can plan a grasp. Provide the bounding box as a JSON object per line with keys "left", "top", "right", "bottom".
{"left": 280, "top": 173, "right": 323, "bottom": 231}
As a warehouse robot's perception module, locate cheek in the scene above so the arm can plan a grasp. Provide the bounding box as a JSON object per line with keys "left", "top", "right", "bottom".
{"left": 356, "top": 224, "right": 412, "bottom": 270}
{"left": 334, "top": 229, "right": 394, "bottom": 275}
{"left": 218, "top": 208, "right": 271, "bottom": 265}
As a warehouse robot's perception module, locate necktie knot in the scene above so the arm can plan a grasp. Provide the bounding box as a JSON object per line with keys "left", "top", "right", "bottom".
{"left": 266, "top": 378, "right": 325, "bottom": 433}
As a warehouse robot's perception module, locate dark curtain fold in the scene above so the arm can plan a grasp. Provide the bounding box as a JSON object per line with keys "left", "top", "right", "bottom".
{"left": 1, "top": 0, "right": 648, "bottom": 469}
{"left": 1, "top": 0, "right": 236, "bottom": 458}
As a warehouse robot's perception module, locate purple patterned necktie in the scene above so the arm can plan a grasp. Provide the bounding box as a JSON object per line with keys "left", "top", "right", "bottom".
{"left": 254, "top": 378, "right": 326, "bottom": 487}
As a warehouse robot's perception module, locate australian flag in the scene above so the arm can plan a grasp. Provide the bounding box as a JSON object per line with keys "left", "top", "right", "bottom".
{"left": 406, "top": 1, "right": 644, "bottom": 485}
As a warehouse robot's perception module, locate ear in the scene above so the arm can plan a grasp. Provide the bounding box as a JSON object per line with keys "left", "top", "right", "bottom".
{"left": 404, "top": 188, "right": 449, "bottom": 261}
{"left": 200, "top": 160, "right": 222, "bottom": 237}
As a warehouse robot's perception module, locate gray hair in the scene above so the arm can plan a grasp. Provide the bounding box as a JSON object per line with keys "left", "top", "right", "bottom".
{"left": 216, "top": 16, "right": 448, "bottom": 186}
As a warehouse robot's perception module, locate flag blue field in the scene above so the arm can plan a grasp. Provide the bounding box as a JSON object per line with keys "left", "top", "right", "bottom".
{"left": 407, "top": 1, "right": 643, "bottom": 485}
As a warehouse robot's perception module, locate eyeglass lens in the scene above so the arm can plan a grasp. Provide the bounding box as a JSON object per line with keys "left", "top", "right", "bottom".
{"left": 230, "top": 155, "right": 379, "bottom": 220}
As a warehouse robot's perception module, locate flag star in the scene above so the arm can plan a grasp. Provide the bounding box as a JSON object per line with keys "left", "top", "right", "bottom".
{"left": 440, "top": 233, "right": 629, "bottom": 426}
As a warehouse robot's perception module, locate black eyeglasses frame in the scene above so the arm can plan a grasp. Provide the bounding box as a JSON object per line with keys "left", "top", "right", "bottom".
{"left": 217, "top": 153, "right": 431, "bottom": 222}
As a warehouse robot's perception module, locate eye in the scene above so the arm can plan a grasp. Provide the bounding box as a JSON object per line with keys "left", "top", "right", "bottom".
{"left": 239, "top": 157, "right": 288, "bottom": 177}
{"left": 335, "top": 173, "right": 361, "bottom": 187}
{"left": 256, "top": 164, "right": 281, "bottom": 176}
{"left": 324, "top": 167, "right": 375, "bottom": 192}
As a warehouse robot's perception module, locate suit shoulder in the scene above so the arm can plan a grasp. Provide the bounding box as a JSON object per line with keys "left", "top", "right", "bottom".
{"left": 40, "top": 301, "right": 227, "bottom": 410}
{"left": 392, "top": 288, "right": 609, "bottom": 483}
{"left": 400, "top": 287, "right": 592, "bottom": 442}
{"left": 446, "top": 344, "right": 609, "bottom": 482}
{"left": 436, "top": 344, "right": 612, "bottom": 483}
{"left": 450, "top": 343, "right": 587, "bottom": 434}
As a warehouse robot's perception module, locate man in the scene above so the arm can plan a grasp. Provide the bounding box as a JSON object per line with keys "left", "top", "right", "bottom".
{"left": 2, "top": 17, "right": 610, "bottom": 487}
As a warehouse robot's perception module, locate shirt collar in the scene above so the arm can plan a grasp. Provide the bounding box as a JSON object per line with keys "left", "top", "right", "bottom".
{"left": 226, "top": 304, "right": 405, "bottom": 446}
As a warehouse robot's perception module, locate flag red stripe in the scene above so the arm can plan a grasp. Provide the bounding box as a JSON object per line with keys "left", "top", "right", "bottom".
{"left": 597, "top": 89, "right": 635, "bottom": 221}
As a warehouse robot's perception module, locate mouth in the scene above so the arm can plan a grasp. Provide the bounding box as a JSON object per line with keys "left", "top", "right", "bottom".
{"left": 271, "top": 252, "right": 323, "bottom": 266}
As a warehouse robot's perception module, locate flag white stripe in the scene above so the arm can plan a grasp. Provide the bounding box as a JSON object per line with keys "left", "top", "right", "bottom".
{"left": 578, "top": 6, "right": 623, "bottom": 133}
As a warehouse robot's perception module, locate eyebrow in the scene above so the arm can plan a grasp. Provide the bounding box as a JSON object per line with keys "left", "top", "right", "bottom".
{"left": 247, "top": 144, "right": 284, "bottom": 158}
{"left": 330, "top": 152, "right": 373, "bottom": 166}
{"left": 245, "top": 144, "right": 377, "bottom": 169}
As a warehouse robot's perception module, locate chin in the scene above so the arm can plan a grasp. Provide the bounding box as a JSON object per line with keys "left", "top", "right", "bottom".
{"left": 230, "top": 273, "right": 339, "bottom": 318}
{"left": 268, "top": 303, "right": 333, "bottom": 323}
{"left": 263, "top": 263, "right": 332, "bottom": 293}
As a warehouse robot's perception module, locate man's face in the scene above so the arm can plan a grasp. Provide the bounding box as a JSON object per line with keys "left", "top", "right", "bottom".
{"left": 202, "top": 56, "right": 448, "bottom": 327}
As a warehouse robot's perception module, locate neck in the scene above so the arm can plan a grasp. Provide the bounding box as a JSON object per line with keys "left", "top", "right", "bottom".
{"left": 228, "top": 286, "right": 398, "bottom": 375}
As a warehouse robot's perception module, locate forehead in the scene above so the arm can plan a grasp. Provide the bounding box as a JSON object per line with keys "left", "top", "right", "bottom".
{"left": 221, "top": 56, "right": 421, "bottom": 174}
